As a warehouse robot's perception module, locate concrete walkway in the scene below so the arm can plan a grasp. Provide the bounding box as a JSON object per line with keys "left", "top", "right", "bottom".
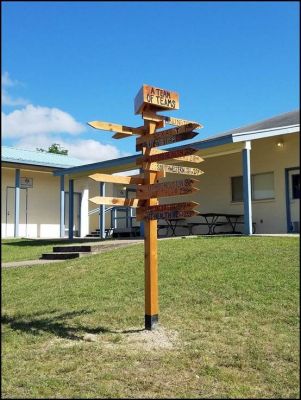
{"left": 2, "top": 238, "right": 144, "bottom": 269}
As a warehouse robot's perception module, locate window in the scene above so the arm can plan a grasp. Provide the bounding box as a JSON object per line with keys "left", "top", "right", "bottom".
{"left": 292, "top": 174, "right": 300, "bottom": 199}
{"left": 231, "top": 176, "right": 243, "bottom": 202}
{"left": 252, "top": 173, "right": 275, "bottom": 200}
{"left": 231, "top": 172, "right": 275, "bottom": 202}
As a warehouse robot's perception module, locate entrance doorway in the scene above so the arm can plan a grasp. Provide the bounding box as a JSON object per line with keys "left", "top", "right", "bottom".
{"left": 64, "top": 192, "right": 81, "bottom": 237}
{"left": 6, "top": 186, "right": 28, "bottom": 237}
{"left": 286, "top": 167, "right": 300, "bottom": 233}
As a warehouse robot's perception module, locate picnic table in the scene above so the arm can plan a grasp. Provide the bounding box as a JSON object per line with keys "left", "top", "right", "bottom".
{"left": 157, "top": 218, "right": 187, "bottom": 237}
{"left": 197, "top": 213, "right": 244, "bottom": 235}
{"left": 157, "top": 213, "right": 255, "bottom": 237}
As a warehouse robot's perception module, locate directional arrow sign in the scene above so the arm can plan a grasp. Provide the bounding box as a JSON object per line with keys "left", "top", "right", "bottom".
{"left": 89, "top": 196, "right": 145, "bottom": 207}
{"left": 89, "top": 173, "right": 144, "bottom": 185}
{"left": 165, "top": 116, "right": 203, "bottom": 129}
{"left": 136, "top": 201, "right": 199, "bottom": 221}
{"left": 136, "top": 123, "right": 199, "bottom": 147}
{"left": 141, "top": 111, "right": 203, "bottom": 129}
{"left": 138, "top": 201, "right": 198, "bottom": 213}
{"left": 143, "top": 163, "right": 204, "bottom": 176}
{"left": 136, "top": 147, "right": 203, "bottom": 164}
{"left": 139, "top": 209, "right": 199, "bottom": 221}
{"left": 88, "top": 120, "right": 145, "bottom": 139}
{"left": 136, "top": 131, "right": 198, "bottom": 151}
{"left": 136, "top": 178, "right": 199, "bottom": 199}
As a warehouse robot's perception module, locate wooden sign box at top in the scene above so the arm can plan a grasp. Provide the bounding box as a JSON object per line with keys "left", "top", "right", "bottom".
{"left": 134, "top": 84, "right": 180, "bottom": 114}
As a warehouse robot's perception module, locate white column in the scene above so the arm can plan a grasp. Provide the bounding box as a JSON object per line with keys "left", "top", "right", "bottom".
{"left": 80, "top": 188, "right": 89, "bottom": 237}
{"left": 14, "top": 169, "right": 20, "bottom": 237}
{"left": 60, "top": 176, "right": 65, "bottom": 238}
{"left": 242, "top": 141, "right": 252, "bottom": 235}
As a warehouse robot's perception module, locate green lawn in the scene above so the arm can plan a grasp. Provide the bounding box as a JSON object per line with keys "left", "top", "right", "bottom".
{"left": 2, "top": 237, "right": 300, "bottom": 398}
{"left": 1, "top": 238, "right": 105, "bottom": 263}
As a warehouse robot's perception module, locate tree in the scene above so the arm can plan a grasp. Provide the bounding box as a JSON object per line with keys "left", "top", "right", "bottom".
{"left": 37, "top": 143, "right": 68, "bottom": 155}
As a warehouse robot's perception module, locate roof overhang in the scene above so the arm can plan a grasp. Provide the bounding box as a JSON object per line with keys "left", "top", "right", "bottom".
{"left": 231, "top": 124, "right": 299, "bottom": 142}
{"left": 53, "top": 154, "right": 138, "bottom": 178}
{"left": 1, "top": 161, "right": 65, "bottom": 173}
{"left": 52, "top": 123, "right": 299, "bottom": 179}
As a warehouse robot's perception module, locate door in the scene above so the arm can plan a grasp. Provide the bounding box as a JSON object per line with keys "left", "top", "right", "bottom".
{"left": 64, "top": 192, "right": 81, "bottom": 237}
{"left": 286, "top": 168, "right": 300, "bottom": 232}
{"left": 6, "top": 187, "right": 28, "bottom": 237}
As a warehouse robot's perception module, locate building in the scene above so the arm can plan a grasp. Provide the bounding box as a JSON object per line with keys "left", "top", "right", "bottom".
{"left": 1, "top": 147, "right": 84, "bottom": 238}
{"left": 1, "top": 110, "right": 300, "bottom": 239}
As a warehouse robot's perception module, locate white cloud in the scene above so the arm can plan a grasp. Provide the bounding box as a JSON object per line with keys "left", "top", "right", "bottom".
{"left": 66, "top": 139, "right": 124, "bottom": 164}
{"left": 2, "top": 105, "right": 86, "bottom": 137}
{"left": 2, "top": 90, "right": 29, "bottom": 106}
{"left": 2, "top": 72, "right": 28, "bottom": 106}
{"left": 14, "top": 135, "right": 126, "bottom": 164}
{"left": 2, "top": 72, "right": 129, "bottom": 165}
{"left": 2, "top": 71, "right": 19, "bottom": 87}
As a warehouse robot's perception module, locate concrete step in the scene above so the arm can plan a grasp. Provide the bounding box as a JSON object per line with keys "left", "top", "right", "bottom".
{"left": 53, "top": 245, "right": 92, "bottom": 253}
{"left": 40, "top": 252, "right": 84, "bottom": 260}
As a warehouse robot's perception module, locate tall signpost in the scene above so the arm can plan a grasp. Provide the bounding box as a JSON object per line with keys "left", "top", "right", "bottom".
{"left": 88, "top": 84, "right": 204, "bottom": 330}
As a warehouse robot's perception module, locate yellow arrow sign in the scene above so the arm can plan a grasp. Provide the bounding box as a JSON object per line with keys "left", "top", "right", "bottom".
{"left": 88, "top": 120, "right": 145, "bottom": 138}
{"left": 89, "top": 196, "right": 145, "bottom": 207}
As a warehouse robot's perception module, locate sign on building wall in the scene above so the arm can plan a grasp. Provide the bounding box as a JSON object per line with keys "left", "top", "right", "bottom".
{"left": 21, "top": 177, "right": 33, "bottom": 188}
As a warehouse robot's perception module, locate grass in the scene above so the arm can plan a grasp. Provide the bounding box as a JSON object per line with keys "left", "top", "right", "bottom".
{"left": 2, "top": 236, "right": 300, "bottom": 398}
{"left": 1, "top": 238, "right": 105, "bottom": 263}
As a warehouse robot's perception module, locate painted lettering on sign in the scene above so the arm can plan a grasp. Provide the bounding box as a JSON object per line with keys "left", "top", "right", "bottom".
{"left": 141, "top": 209, "right": 199, "bottom": 220}
{"left": 143, "top": 163, "right": 204, "bottom": 176}
{"left": 165, "top": 116, "right": 203, "bottom": 129}
{"left": 134, "top": 84, "right": 180, "bottom": 114}
{"left": 136, "top": 148, "right": 203, "bottom": 165}
{"left": 137, "top": 179, "right": 199, "bottom": 199}
{"left": 136, "top": 202, "right": 199, "bottom": 221}
{"left": 139, "top": 201, "right": 198, "bottom": 213}
{"left": 137, "top": 123, "right": 199, "bottom": 146}
{"left": 136, "top": 131, "right": 198, "bottom": 151}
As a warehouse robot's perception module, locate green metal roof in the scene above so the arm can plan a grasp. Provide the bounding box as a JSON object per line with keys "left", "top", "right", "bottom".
{"left": 1, "top": 146, "right": 83, "bottom": 169}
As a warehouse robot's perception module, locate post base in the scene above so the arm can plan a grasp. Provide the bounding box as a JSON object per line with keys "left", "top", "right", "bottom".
{"left": 145, "top": 314, "right": 159, "bottom": 330}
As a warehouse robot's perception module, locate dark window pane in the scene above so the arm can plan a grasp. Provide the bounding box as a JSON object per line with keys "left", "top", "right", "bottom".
{"left": 231, "top": 176, "right": 243, "bottom": 202}
{"left": 292, "top": 174, "right": 300, "bottom": 199}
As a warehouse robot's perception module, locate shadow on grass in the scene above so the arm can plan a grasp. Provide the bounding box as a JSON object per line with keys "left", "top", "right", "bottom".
{"left": 2, "top": 239, "right": 105, "bottom": 247}
{"left": 2, "top": 310, "right": 144, "bottom": 340}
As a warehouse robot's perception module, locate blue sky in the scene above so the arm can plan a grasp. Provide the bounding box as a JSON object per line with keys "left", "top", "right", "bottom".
{"left": 2, "top": 1, "right": 299, "bottom": 163}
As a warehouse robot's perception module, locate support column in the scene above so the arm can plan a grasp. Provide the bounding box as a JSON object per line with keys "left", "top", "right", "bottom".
{"left": 68, "top": 179, "right": 74, "bottom": 240}
{"left": 60, "top": 176, "right": 65, "bottom": 238}
{"left": 80, "top": 188, "right": 89, "bottom": 237}
{"left": 242, "top": 141, "right": 252, "bottom": 235}
{"left": 99, "top": 182, "right": 105, "bottom": 239}
{"left": 14, "top": 169, "right": 20, "bottom": 238}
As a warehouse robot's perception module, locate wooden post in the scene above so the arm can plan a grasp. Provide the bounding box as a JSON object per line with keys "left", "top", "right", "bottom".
{"left": 87, "top": 84, "right": 203, "bottom": 331}
{"left": 143, "top": 119, "right": 159, "bottom": 330}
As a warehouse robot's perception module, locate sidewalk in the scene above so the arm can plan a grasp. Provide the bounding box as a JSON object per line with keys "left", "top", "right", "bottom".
{"left": 2, "top": 238, "right": 144, "bottom": 269}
